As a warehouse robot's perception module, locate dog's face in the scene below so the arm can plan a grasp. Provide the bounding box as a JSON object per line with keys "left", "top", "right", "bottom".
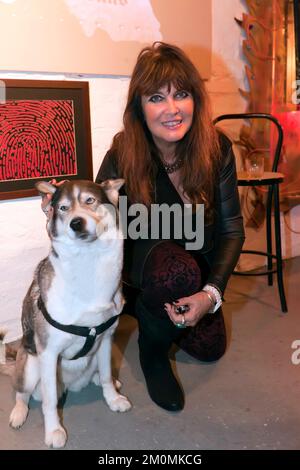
{"left": 36, "top": 179, "right": 124, "bottom": 243}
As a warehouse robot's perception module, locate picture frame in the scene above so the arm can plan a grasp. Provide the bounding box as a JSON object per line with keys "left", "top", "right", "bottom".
{"left": 0, "top": 79, "right": 93, "bottom": 200}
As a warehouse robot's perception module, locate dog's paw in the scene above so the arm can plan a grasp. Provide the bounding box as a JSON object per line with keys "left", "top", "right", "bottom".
{"left": 9, "top": 402, "right": 28, "bottom": 429}
{"left": 45, "top": 426, "right": 67, "bottom": 448}
{"left": 108, "top": 394, "right": 132, "bottom": 412}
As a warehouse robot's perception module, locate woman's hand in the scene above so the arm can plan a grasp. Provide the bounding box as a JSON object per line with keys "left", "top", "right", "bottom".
{"left": 41, "top": 179, "right": 65, "bottom": 218}
{"left": 164, "top": 291, "right": 213, "bottom": 327}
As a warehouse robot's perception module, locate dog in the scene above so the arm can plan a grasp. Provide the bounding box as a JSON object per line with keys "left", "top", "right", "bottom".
{"left": 8, "top": 179, "right": 131, "bottom": 448}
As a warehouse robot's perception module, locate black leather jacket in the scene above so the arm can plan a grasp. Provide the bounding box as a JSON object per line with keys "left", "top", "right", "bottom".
{"left": 96, "top": 133, "right": 245, "bottom": 294}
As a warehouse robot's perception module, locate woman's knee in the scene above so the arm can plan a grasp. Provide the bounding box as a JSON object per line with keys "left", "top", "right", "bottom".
{"left": 142, "top": 241, "right": 202, "bottom": 296}
{"left": 140, "top": 242, "right": 202, "bottom": 317}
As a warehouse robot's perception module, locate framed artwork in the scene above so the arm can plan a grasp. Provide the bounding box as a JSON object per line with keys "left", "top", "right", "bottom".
{"left": 0, "top": 79, "right": 93, "bottom": 200}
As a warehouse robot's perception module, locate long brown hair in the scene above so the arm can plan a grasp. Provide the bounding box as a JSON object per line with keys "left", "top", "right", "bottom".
{"left": 111, "top": 42, "right": 220, "bottom": 219}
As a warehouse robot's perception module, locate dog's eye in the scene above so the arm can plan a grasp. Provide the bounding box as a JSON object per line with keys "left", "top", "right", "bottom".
{"left": 59, "top": 205, "right": 69, "bottom": 212}
{"left": 86, "top": 197, "right": 96, "bottom": 205}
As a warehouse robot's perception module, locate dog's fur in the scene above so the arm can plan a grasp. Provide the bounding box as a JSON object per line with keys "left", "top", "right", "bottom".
{"left": 9, "top": 179, "right": 131, "bottom": 448}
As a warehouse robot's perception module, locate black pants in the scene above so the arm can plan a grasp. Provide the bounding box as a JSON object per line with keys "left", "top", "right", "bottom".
{"left": 123, "top": 241, "right": 227, "bottom": 362}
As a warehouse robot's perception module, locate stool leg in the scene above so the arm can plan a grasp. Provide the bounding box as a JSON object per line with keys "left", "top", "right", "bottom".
{"left": 266, "top": 185, "right": 273, "bottom": 286}
{"left": 274, "top": 184, "right": 288, "bottom": 313}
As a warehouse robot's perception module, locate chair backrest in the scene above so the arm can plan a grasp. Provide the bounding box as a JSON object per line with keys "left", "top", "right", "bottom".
{"left": 213, "top": 113, "right": 283, "bottom": 173}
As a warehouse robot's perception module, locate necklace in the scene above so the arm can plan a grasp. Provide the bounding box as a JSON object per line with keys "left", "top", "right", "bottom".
{"left": 162, "top": 157, "right": 183, "bottom": 174}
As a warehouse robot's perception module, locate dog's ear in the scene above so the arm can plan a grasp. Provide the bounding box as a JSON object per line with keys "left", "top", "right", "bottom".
{"left": 35, "top": 181, "right": 57, "bottom": 195}
{"left": 100, "top": 178, "right": 124, "bottom": 205}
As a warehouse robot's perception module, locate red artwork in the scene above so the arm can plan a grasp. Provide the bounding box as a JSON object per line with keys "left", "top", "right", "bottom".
{"left": 0, "top": 100, "right": 77, "bottom": 182}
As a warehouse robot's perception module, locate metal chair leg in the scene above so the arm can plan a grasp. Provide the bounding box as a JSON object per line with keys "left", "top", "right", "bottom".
{"left": 273, "top": 184, "right": 288, "bottom": 313}
{"left": 266, "top": 185, "right": 273, "bottom": 286}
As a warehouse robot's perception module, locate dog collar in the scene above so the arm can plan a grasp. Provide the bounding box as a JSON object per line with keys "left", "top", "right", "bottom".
{"left": 37, "top": 296, "right": 119, "bottom": 360}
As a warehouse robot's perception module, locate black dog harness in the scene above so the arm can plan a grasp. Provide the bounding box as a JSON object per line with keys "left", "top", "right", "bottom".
{"left": 38, "top": 296, "right": 119, "bottom": 360}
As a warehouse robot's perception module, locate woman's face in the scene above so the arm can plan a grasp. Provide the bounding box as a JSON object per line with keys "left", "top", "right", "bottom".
{"left": 141, "top": 83, "right": 194, "bottom": 153}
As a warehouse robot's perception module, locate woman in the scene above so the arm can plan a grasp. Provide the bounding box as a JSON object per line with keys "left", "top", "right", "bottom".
{"left": 96, "top": 42, "right": 245, "bottom": 412}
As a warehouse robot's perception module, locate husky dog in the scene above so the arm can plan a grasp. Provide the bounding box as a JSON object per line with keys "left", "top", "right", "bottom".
{"left": 9, "top": 179, "right": 131, "bottom": 448}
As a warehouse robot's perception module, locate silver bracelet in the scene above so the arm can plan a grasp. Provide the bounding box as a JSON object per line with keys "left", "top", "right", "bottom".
{"left": 208, "top": 283, "right": 223, "bottom": 299}
{"left": 202, "top": 284, "right": 222, "bottom": 313}
{"left": 203, "top": 290, "right": 215, "bottom": 310}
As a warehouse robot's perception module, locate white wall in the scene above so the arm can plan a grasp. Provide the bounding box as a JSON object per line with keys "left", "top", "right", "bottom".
{"left": 1, "top": 0, "right": 299, "bottom": 342}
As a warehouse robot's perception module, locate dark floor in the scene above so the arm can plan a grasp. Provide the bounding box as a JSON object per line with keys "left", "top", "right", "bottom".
{"left": 1, "top": 256, "right": 300, "bottom": 450}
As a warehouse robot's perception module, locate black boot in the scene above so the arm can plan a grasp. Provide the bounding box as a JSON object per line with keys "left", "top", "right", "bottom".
{"left": 135, "top": 297, "right": 184, "bottom": 412}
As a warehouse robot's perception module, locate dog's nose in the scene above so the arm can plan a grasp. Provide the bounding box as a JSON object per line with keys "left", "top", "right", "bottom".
{"left": 70, "top": 217, "right": 85, "bottom": 233}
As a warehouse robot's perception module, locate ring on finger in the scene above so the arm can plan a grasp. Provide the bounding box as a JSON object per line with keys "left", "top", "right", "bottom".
{"left": 175, "top": 313, "right": 187, "bottom": 329}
